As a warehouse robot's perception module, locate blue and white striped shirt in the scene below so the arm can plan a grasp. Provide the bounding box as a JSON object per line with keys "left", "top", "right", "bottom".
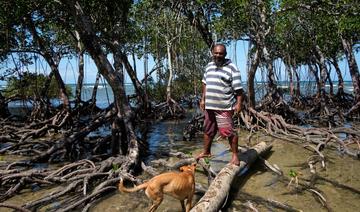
{"left": 202, "top": 59, "right": 242, "bottom": 110}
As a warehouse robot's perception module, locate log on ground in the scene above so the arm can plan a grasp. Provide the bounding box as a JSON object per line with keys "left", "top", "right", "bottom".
{"left": 191, "top": 142, "right": 272, "bottom": 212}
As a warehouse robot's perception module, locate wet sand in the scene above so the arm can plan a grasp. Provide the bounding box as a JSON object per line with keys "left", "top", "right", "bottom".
{"left": 2, "top": 118, "right": 360, "bottom": 212}
{"left": 92, "top": 120, "right": 360, "bottom": 212}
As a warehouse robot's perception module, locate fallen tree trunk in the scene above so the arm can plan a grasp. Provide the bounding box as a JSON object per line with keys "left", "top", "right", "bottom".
{"left": 191, "top": 142, "right": 272, "bottom": 212}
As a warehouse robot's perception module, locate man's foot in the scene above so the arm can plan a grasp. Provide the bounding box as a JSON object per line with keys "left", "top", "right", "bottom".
{"left": 229, "top": 155, "right": 240, "bottom": 166}
{"left": 195, "top": 152, "right": 212, "bottom": 161}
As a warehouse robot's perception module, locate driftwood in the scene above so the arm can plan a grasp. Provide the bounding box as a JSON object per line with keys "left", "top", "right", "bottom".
{"left": 191, "top": 142, "right": 272, "bottom": 212}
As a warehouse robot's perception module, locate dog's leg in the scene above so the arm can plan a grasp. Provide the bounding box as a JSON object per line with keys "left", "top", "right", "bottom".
{"left": 148, "top": 196, "right": 163, "bottom": 212}
{"left": 180, "top": 200, "right": 185, "bottom": 212}
{"left": 185, "top": 196, "right": 193, "bottom": 212}
{"left": 146, "top": 188, "right": 163, "bottom": 212}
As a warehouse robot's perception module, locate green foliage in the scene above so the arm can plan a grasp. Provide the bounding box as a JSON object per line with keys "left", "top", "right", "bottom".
{"left": 214, "top": 0, "right": 251, "bottom": 40}
{"left": 112, "top": 163, "right": 119, "bottom": 171}
{"left": 275, "top": 0, "right": 359, "bottom": 64}
{"left": 1, "top": 0, "right": 359, "bottom": 109}
{"left": 204, "top": 157, "right": 210, "bottom": 164}
{"left": 288, "top": 169, "right": 297, "bottom": 177}
{"left": 146, "top": 75, "right": 202, "bottom": 103}
{"left": 3, "top": 72, "right": 73, "bottom": 99}
{"left": 146, "top": 82, "right": 167, "bottom": 102}
{"left": 172, "top": 75, "right": 202, "bottom": 101}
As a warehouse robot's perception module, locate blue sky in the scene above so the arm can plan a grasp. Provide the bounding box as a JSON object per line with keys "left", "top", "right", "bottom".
{"left": 0, "top": 40, "right": 358, "bottom": 86}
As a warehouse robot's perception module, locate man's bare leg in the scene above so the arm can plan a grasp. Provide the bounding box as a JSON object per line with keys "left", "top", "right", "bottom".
{"left": 196, "top": 133, "right": 213, "bottom": 160}
{"left": 228, "top": 135, "right": 240, "bottom": 166}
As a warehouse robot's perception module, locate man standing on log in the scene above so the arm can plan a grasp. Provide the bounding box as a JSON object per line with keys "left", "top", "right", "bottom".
{"left": 196, "top": 43, "right": 244, "bottom": 166}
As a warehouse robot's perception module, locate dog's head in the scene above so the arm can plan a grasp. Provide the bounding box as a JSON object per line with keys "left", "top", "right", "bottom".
{"left": 179, "top": 163, "right": 197, "bottom": 173}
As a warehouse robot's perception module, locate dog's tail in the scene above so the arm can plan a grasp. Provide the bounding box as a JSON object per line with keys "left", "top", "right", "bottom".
{"left": 118, "top": 178, "right": 148, "bottom": 193}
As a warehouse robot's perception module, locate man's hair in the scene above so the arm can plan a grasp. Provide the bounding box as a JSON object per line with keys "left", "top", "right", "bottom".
{"left": 211, "top": 43, "right": 227, "bottom": 53}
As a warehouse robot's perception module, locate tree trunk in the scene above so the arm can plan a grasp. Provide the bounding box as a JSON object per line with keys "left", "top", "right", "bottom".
{"left": 75, "top": 31, "right": 84, "bottom": 108}
{"left": 166, "top": 38, "right": 173, "bottom": 102}
{"left": 30, "top": 70, "right": 53, "bottom": 120}
{"left": 132, "top": 49, "right": 137, "bottom": 75}
{"left": 314, "top": 45, "right": 328, "bottom": 101}
{"left": 293, "top": 66, "right": 301, "bottom": 98}
{"left": 63, "top": 0, "right": 140, "bottom": 168}
{"left": 50, "top": 62, "right": 71, "bottom": 111}
{"left": 24, "top": 15, "right": 71, "bottom": 112}
{"left": 118, "top": 51, "right": 149, "bottom": 112}
{"left": 341, "top": 36, "right": 360, "bottom": 102}
{"left": 191, "top": 142, "right": 272, "bottom": 212}
{"left": 112, "top": 53, "right": 129, "bottom": 156}
{"left": 144, "top": 42, "right": 148, "bottom": 105}
{"left": 325, "top": 62, "right": 334, "bottom": 96}
{"left": 111, "top": 117, "right": 128, "bottom": 156}
{"left": 0, "top": 92, "right": 10, "bottom": 118}
{"left": 247, "top": 46, "right": 261, "bottom": 108}
{"left": 263, "top": 46, "right": 277, "bottom": 91}
{"left": 181, "top": 4, "right": 213, "bottom": 48}
{"left": 330, "top": 56, "right": 344, "bottom": 95}
{"left": 285, "top": 59, "right": 294, "bottom": 96}
{"left": 90, "top": 73, "right": 100, "bottom": 105}
{"left": 308, "top": 63, "right": 321, "bottom": 98}
{"left": 257, "top": 0, "right": 277, "bottom": 92}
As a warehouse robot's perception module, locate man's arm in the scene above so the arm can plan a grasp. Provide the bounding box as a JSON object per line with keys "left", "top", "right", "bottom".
{"left": 234, "top": 89, "right": 244, "bottom": 114}
{"left": 200, "top": 83, "right": 206, "bottom": 111}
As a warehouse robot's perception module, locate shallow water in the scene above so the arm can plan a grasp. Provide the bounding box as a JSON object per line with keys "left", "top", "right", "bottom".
{"left": 92, "top": 120, "right": 360, "bottom": 212}
{"left": 2, "top": 116, "right": 360, "bottom": 212}
{"left": 230, "top": 134, "right": 360, "bottom": 212}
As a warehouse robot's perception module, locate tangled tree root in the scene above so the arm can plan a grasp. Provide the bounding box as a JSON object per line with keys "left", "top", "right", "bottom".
{"left": 257, "top": 89, "right": 302, "bottom": 125}
{"left": 183, "top": 111, "right": 204, "bottom": 141}
{"left": 152, "top": 98, "right": 186, "bottom": 120}
{"left": 0, "top": 156, "right": 141, "bottom": 211}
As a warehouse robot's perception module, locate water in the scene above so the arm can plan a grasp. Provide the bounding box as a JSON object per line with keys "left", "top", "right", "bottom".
{"left": 231, "top": 134, "right": 360, "bottom": 212}
{"left": 6, "top": 83, "right": 135, "bottom": 115}
{"left": 4, "top": 81, "right": 355, "bottom": 115}
{"left": 68, "top": 83, "right": 135, "bottom": 108}
{"left": 2, "top": 84, "right": 359, "bottom": 211}
{"left": 245, "top": 81, "right": 355, "bottom": 101}
{"left": 2, "top": 116, "right": 360, "bottom": 211}
{"left": 91, "top": 122, "right": 360, "bottom": 212}
{"left": 144, "top": 118, "right": 200, "bottom": 163}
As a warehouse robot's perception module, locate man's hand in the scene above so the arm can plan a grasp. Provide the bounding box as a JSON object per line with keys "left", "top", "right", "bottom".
{"left": 234, "top": 89, "right": 243, "bottom": 115}
{"left": 234, "top": 102, "right": 242, "bottom": 114}
{"left": 200, "top": 99, "right": 205, "bottom": 111}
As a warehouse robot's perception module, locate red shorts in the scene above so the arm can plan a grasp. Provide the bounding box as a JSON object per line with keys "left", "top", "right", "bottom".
{"left": 204, "top": 110, "right": 235, "bottom": 138}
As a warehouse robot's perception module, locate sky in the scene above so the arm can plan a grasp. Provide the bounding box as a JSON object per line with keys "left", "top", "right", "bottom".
{"left": 0, "top": 40, "right": 359, "bottom": 86}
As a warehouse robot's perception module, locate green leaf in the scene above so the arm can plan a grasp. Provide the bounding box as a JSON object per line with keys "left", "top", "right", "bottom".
{"left": 204, "top": 157, "right": 210, "bottom": 164}
{"left": 289, "top": 169, "right": 297, "bottom": 177}
{"left": 112, "top": 164, "right": 119, "bottom": 171}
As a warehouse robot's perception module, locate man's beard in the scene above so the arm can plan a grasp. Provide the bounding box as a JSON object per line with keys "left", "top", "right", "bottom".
{"left": 214, "top": 58, "right": 225, "bottom": 67}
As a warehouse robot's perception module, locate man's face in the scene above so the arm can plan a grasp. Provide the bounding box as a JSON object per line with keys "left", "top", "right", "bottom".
{"left": 212, "top": 45, "right": 226, "bottom": 67}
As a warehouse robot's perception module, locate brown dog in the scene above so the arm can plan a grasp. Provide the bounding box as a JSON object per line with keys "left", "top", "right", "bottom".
{"left": 119, "top": 163, "right": 196, "bottom": 212}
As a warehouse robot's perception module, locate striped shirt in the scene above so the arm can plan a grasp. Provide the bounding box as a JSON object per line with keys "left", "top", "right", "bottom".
{"left": 202, "top": 59, "right": 242, "bottom": 110}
